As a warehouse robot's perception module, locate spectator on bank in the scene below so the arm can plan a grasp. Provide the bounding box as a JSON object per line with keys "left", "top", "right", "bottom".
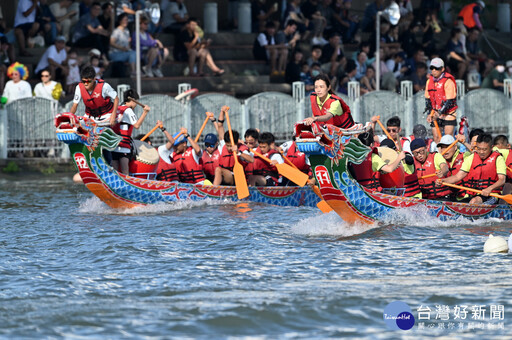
{"left": 174, "top": 17, "right": 223, "bottom": 77}
{"left": 307, "top": 44, "right": 322, "bottom": 67}
{"left": 49, "top": 0, "right": 79, "bottom": 42}
{"left": 409, "top": 61, "right": 428, "bottom": 93}
{"left": 0, "top": 36, "right": 15, "bottom": 96}
{"left": 360, "top": 66, "right": 377, "bottom": 94}
{"left": 481, "top": 61, "right": 506, "bottom": 92}
{"left": 320, "top": 31, "right": 345, "bottom": 77}
{"left": 36, "top": 0, "right": 61, "bottom": 45}
{"left": 162, "top": 0, "right": 188, "bottom": 33}
{"left": 65, "top": 49, "right": 82, "bottom": 94}
{"left": 301, "top": 0, "right": 328, "bottom": 45}
{"left": 354, "top": 51, "right": 368, "bottom": 81}
{"left": 253, "top": 21, "right": 286, "bottom": 76}
{"left": 133, "top": 15, "right": 168, "bottom": 78}
{"left": 337, "top": 58, "right": 357, "bottom": 94}
{"left": 317, "top": 0, "right": 335, "bottom": 35}
{"left": 458, "top": 1, "right": 485, "bottom": 31}
{"left": 283, "top": 0, "right": 310, "bottom": 39}
{"left": 445, "top": 27, "right": 469, "bottom": 80}
{"left": 371, "top": 47, "right": 397, "bottom": 92}
{"left": 98, "top": 2, "right": 115, "bottom": 54}
{"left": 300, "top": 62, "right": 315, "bottom": 93}
{"left": 109, "top": 13, "right": 136, "bottom": 77}
{"left": 34, "top": 35, "right": 68, "bottom": 82}
{"left": 400, "top": 20, "right": 422, "bottom": 57}
{"left": 466, "top": 28, "right": 491, "bottom": 77}
{"left": 285, "top": 49, "right": 304, "bottom": 84}
{"left": 422, "top": 14, "right": 439, "bottom": 57}
{"left": 252, "top": 0, "right": 279, "bottom": 33}
{"left": 360, "top": 0, "right": 384, "bottom": 32}
{"left": 386, "top": 51, "right": 408, "bottom": 82}
{"left": 33, "top": 68, "right": 64, "bottom": 101}
{"left": 14, "top": 0, "right": 40, "bottom": 57}
{"left": 276, "top": 20, "right": 301, "bottom": 51}
{"left": 332, "top": 0, "right": 359, "bottom": 44}
{"left": 79, "top": 0, "right": 93, "bottom": 17}
{"left": 72, "top": 2, "right": 109, "bottom": 56}
{"left": 87, "top": 48, "right": 109, "bottom": 74}
{"left": 1, "top": 62, "right": 32, "bottom": 103}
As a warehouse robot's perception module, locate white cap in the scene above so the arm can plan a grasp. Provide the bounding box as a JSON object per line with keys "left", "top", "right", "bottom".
{"left": 483, "top": 234, "right": 508, "bottom": 253}
{"left": 430, "top": 57, "right": 444, "bottom": 69}
{"left": 89, "top": 48, "right": 101, "bottom": 56}
{"left": 437, "top": 134, "right": 455, "bottom": 147}
{"left": 477, "top": 1, "right": 485, "bottom": 9}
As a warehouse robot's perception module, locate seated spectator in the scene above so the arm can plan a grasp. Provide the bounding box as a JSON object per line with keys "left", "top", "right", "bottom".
{"left": 33, "top": 68, "right": 64, "bottom": 101}
{"left": 360, "top": 0, "right": 384, "bottom": 32}
{"left": 72, "top": 2, "right": 109, "bottom": 56}
{"left": 65, "top": 49, "right": 82, "bottom": 94}
{"left": 252, "top": 0, "right": 279, "bottom": 33}
{"left": 285, "top": 49, "right": 304, "bottom": 84}
{"left": 98, "top": 2, "right": 114, "bottom": 54}
{"left": 400, "top": 20, "right": 422, "bottom": 57}
{"left": 306, "top": 44, "right": 322, "bottom": 67}
{"left": 34, "top": 35, "right": 68, "bottom": 82}
{"left": 0, "top": 36, "right": 15, "bottom": 95}
{"left": 371, "top": 47, "right": 396, "bottom": 91}
{"left": 283, "top": 0, "right": 311, "bottom": 39}
{"left": 445, "top": 28, "right": 469, "bottom": 80}
{"left": 360, "top": 66, "right": 376, "bottom": 94}
{"left": 466, "top": 27, "right": 492, "bottom": 77}
{"left": 332, "top": 0, "right": 359, "bottom": 44}
{"left": 354, "top": 51, "right": 368, "bottom": 81}
{"left": 49, "top": 0, "right": 79, "bottom": 42}
{"left": 133, "top": 15, "right": 168, "bottom": 78}
{"left": 301, "top": 0, "right": 328, "bottom": 45}
{"left": 14, "top": 0, "right": 40, "bottom": 56}
{"left": 422, "top": 14, "right": 440, "bottom": 57}
{"left": 481, "top": 61, "right": 506, "bottom": 92}
{"left": 87, "top": 48, "right": 109, "bottom": 75}
{"left": 409, "top": 61, "right": 428, "bottom": 93}
{"left": 162, "top": 0, "right": 188, "bottom": 33}
{"left": 386, "top": 51, "right": 408, "bottom": 82}
{"left": 253, "top": 21, "right": 286, "bottom": 76}
{"left": 337, "top": 58, "right": 357, "bottom": 94}
{"left": 36, "top": 0, "right": 61, "bottom": 45}
{"left": 276, "top": 20, "right": 301, "bottom": 51}
{"left": 318, "top": 0, "right": 335, "bottom": 36}
{"left": 1, "top": 62, "right": 32, "bottom": 103}
{"left": 320, "top": 31, "right": 345, "bottom": 77}
{"left": 300, "top": 63, "right": 315, "bottom": 94}
{"left": 109, "top": 13, "right": 136, "bottom": 77}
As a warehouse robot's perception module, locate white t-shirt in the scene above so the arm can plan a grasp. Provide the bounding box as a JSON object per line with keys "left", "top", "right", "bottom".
{"left": 14, "top": 0, "right": 36, "bottom": 27}
{"left": 113, "top": 107, "right": 137, "bottom": 153}
{"left": 35, "top": 45, "right": 67, "bottom": 74}
{"left": 158, "top": 144, "right": 173, "bottom": 164}
{"left": 33, "top": 81, "right": 61, "bottom": 100}
{"left": 2, "top": 80, "right": 32, "bottom": 102}
{"left": 73, "top": 81, "right": 117, "bottom": 125}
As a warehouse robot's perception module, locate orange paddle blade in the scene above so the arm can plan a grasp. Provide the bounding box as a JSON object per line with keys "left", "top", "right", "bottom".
{"left": 275, "top": 163, "right": 309, "bottom": 186}
{"left": 233, "top": 159, "right": 249, "bottom": 199}
{"left": 317, "top": 200, "right": 333, "bottom": 213}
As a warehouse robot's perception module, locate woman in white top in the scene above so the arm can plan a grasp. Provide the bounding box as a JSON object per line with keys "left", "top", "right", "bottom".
{"left": 109, "top": 13, "right": 136, "bottom": 76}
{"left": 1, "top": 62, "right": 32, "bottom": 103}
{"left": 33, "top": 69, "right": 64, "bottom": 101}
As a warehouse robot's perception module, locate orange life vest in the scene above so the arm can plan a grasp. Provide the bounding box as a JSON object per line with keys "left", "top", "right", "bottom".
{"left": 464, "top": 151, "right": 502, "bottom": 195}
{"left": 286, "top": 142, "right": 312, "bottom": 177}
{"left": 219, "top": 143, "right": 249, "bottom": 172}
{"left": 414, "top": 152, "right": 452, "bottom": 199}
{"left": 426, "top": 73, "right": 458, "bottom": 114}
{"left": 310, "top": 92, "right": 354, "bottom": 128}
{"left": 252, "top": 149, "right": 280, "bottom": 184}
{"left": 459, "top": 3, "right": 479, "bottom": 29}
{"left": 172, "top": 147, "right": 205, "bottom": 183}
{"left": 201, "top": 148, "right": 220, "bottom": 179}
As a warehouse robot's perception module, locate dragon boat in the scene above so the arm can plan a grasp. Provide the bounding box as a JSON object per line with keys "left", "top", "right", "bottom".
{"left": 55, "top": 112, "right": 320, "bottom": 209}
{"left": 294, "top": 122, "right": 512, "bottom": 223}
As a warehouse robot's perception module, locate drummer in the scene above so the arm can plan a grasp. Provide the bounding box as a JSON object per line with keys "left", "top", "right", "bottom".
{"left": 111, "top": 89, "right": 150, "bottom": 175}
{"left": 410, "top": 138, "right": 451, "bottom": 200}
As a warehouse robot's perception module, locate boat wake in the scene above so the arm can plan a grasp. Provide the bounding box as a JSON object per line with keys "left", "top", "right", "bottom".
{"left": 291, "top": 211, "right": 379, "bottom": 237}
{"left": 78, "top": 196, "right": 235, "bottom": 215}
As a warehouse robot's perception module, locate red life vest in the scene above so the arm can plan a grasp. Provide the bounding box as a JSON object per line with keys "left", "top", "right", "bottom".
{"left": 350, "top": 148, "right": 381, "bottom": 191}
{"left": 459, "top": 3, "right": 479, "bottom": 29}
{"left": 310, "top": 92, "right": 354, "bottom": 128}
{"left": 244, "top": 146, "right": 259, "bottom": 177}
{"left": 426, "top": 73, "right": 458, "bottom": 115}
{"left": 156, "top": 158, "right": 179, "bottom": 182}
{"left": 219, "top": 143, "right": 249, "bottom": 171}
{"left": 286, "top": 142, "right": 312, "bottom": 177}
{"left": 448, "top": 151, "right": 465, "bottom": 177}
{"left": 403, "top": 166, "right": 421, "bottom": 197}
{"left": 414, "top": 152, "right": 452, "bottom": 199}
{"left": 172, "top": 147, "right": 205, "bottom": 183}
{"left": 252, "top": 149, "right": 280, "bottom": 184}
{"left": 201, "top": 148, "right": 220, "bottom": 179}
{"left": 79, "top": 80, "right": 114, "bottom": 118}
{"left": 464, "top": 151, "right": 502, "bottom": 195}
{"left": 500, "top": 149, "right": 512, "bottom": 180}
{"left": 111, "top": 106, "right": 133, "bottom": 150}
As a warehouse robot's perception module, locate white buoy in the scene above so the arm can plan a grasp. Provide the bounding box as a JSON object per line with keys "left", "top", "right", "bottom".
{"left": 483, "top": 234, "right": 509, "bottom": 253}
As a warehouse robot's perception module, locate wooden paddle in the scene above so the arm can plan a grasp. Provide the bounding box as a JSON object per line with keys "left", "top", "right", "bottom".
{"left": 375, "top": 117, "right": 400, "bottom": 151}
{"left": 251, "top": 149, "right": 309, "bottom": 187}
{"left": 440, "top": 139, "right": 458, "bottom": 156}
{"left": 225, "top": 108, "right": 249, "bottom": 199}
{"left": 441, "top": 182, "right": 512, "bottom": 204}
{"left": 194, "top": 112, "right": 214, "bottom": 143}
{"left": 430, "top": 109, "right": 442, "bottom": 142}
{"left": 279, "top": 150, "right": 299, "bottom": 170}
{"left": 312, "top": 185, "right": 333, "bottom": 213}
{"left": 127, "top": 96, "right": 145, "bottom": 108}
{"left": 140, "top": 122, "right": 162, "bottom": 141}
{"left": 418, "top": 173, "right": 438, "bottom": 180}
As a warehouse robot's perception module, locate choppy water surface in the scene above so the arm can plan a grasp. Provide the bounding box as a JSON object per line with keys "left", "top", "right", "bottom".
{"left": 1, "top": 175, "right": 511, "bottom": 339}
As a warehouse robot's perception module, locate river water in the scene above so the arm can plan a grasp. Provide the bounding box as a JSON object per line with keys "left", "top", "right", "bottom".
{"left": 1, "top": 175, "right": 511, "bottom": 338}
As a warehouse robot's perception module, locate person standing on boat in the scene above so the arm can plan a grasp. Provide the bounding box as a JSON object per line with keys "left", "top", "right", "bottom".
{"left": 425, "top": 57, "right": 458, "bottom": 142}
{"left": 438, "top": 133, "right": 506, "bottom": 205}
{"left": 69, "top": 65, "right": 119, "bottom": 127}
{"left": 111, "top": 89, "right": 150, "bottom": 175}
{"left": 303, "top": 74, "right": 354, "bottom": 129}
{"left": 411, "top": 138, "right": 451, "bottom": 199}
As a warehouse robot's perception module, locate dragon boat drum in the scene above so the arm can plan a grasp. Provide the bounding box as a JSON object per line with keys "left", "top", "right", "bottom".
{"left": 377, "top": 147, "right": 405, "bottom": 188}
{"left": 129, "top": 140, "right": 159, "bottom": 179}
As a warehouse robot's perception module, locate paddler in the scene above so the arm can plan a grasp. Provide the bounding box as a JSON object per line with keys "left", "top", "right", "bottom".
{"left": 248, "top": 132, "right": 284, "bottom": 186}
{"left": 155, "top": 121, "right": 180, "bottom": 182}
{"left": 410, "top": 138, "right": 451, "bottom": 199}
{"left": 437, "top": 134, "right": 466, "bottom": 199}
{"left": 437, "top": 133, "right": 506, "bottom": 204}
{"left": 493, "top": 135, "right": 512, "bottom": 193}
{"left": 172, "top": 127, "right": 209, "bottom": 185}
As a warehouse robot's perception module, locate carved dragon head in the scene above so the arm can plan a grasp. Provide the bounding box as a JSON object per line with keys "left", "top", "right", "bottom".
{"left": 55, "top": 112, "right": 122, "bottom": 151}
{"left": 294, "top": 121, "right": 372, "bottom": 165}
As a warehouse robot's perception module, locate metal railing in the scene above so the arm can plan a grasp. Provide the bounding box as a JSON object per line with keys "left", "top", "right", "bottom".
{"left": 1, "top": 80, "right": 512, "bottom": 158}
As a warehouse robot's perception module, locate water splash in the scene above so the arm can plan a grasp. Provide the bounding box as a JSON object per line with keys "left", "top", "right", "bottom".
{"left": 291, "top": 211, "right": 378, "bottom": 237}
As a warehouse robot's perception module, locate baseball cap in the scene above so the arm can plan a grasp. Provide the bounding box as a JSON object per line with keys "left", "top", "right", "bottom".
{"left": 204, "top": 133, "right": 218, "bottom": 146}
{"left": 173, "top": 132, "right": 187, "bottom": 146}
{"left": 437, "top": 134, "right": 455, "bottom": 147}
{"left": 413, "top": 124, "right": 427, "bottom": 139}
{"left": 380, "top": 138, "right": 397, "bottom": 150}
{"left": 410, "top": 138, "right": 427, "bottom": 151}
{"left": 89, "top": 48, "right": 101, "bottom": 56}
{"left": 56, "top": 35, "right": 67, "bottom": 42}
{"left": 430, "top": 57, "right": 444, "bottom": 68}
{"left": 477, "top": 1, "right": 485, "bottom": 9}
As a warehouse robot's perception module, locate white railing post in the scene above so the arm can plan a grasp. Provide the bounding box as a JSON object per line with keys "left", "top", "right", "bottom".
{"left": 401, "top": 80, "right": 414, "bottom": 136}
{"left": 117, "top": 84, "right": 131, "bottom": 103}
{"left": 456, "top": 79, "right": 465, "bottom": 117}
{"left": 0, "top": 108, "right": 7, "bottom": 159}
{"left": 348, "top": 81, "right": 360, "bottom": 123}
{"left": 178, "top": 83, "right": 192, "bottom": 130}
{"left": 293, "top": 81, "right": 305, "bottom": 122}
{"left": 505, "top": 79, "right": 512, "bottom": 136}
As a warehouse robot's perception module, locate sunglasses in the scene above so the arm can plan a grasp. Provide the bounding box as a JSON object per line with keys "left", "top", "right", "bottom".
{"left": 205, "top": 143, "right": 216, "bottom": 148}
{"left": 41, "top": 74, "right": 50, "bottom": 78}
{"left": 81, "top": 79, "right": 93, "bottom": 84}
{"left": 387, "top": 128, "right": 399, "bottom": 133}
{"left": 430, "top": 66, "right": 442, "bottom": 71}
